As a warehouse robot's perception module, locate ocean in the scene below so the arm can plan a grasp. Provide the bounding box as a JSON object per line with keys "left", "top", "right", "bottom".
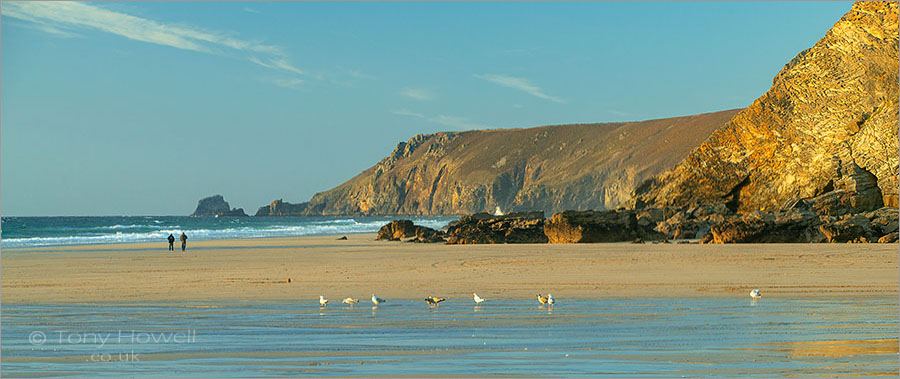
{"left": 0, "top": 216, "right": 457, "bottom": 249}
{"left": 2, "top": 297, "right": 896, "bottom": 377}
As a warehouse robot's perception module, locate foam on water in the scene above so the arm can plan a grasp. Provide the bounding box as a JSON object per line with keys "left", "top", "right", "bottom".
{"left": 1, "top": 216, "right": 457, "bottom": 249}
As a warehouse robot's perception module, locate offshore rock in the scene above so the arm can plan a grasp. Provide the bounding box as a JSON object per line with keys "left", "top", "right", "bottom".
{"left": 544, "top": 210, "right": 665, "bottom": 243}
{"left": 215, "top": 208, "right": 249, "bottom": 217}
{"left": 191, "top": 195, "right": 235, "bottom": 217}
{"left": 634, "top": 1, "right": 899, "bottom": 213}
{"left": 445, "top": 211, "right": 547, "bottom": 244}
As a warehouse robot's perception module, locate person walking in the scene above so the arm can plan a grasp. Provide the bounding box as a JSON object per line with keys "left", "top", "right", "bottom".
{"left": 167, "top": 233, "right": 175, "bottom": 251}
{"left": 180, "top": 232, "right": 188, "bottom": 252}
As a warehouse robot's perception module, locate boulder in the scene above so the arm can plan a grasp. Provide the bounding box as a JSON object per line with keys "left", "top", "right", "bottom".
{"left": 446, "top": 211, "right": 547, "bottom": 244}
{"left": 544, "top": 210, "right": 664, "bottom": 243}
{"left": 376, "top": 220, "right": 444, "bottom": 242}
{"left": 710, "top": 209, "right": 825, "bottom": 243}
{"left": 819, "top": 215, "right": 873, "bottom": 243}
{"left": 376, "top": 220, "right": 418, "bottom": 241}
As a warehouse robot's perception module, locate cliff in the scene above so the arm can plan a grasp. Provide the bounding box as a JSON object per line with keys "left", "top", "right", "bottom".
{"left": 633, "top": 1, "right": 899, "bottom": 212}
{"left": 300, "top": 110, "right": 739, "bottom": 216}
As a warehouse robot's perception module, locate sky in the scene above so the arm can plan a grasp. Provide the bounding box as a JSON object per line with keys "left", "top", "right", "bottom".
{"left": 1, "top": 1, "right": 853, "bottom": 216}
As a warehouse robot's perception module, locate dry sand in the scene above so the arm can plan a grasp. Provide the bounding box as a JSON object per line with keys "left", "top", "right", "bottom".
{"left": 2, "top": 234, "right": 897, "bottom": 303}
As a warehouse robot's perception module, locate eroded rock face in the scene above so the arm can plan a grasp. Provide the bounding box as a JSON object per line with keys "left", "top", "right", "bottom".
{"left": 446, "top": 211, "right": 547, "bottom": 244}
{"left": 254, "top": 199, "right": 308, "bottom": 216}
{"left": 191, "top": 195, "right": 235, "bottom": 217}
{"left": 634, "top": 1, "right": 899, "bottom": 213}
{"left": 544, "top": 210, "right": 664, "bottom": 243}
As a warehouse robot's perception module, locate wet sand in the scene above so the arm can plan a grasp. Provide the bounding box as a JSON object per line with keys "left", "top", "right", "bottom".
{"left": 2, "top": 234, "right": 897, "bottom": 303}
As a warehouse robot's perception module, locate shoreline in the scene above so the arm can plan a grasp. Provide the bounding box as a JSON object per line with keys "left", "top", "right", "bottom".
{"left": 3, "top": 233, "right": 897, "bottom": 303}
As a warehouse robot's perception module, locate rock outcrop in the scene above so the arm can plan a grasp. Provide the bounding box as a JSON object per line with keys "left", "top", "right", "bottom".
{"left": 191, "top": 195, "right": 247, "bottom": 217}
{"left": 634, "top": 1, "right": 899, "bottom": 213}
{"left": 300, "top": 110, "right": 738, "bottom": 216}
{"left": 544, "top": 210, "right": 665, "bottom": 243}
{"left": 445, "top": 211, "right": 548, "bottom": 244}
{"left": 215, "top": 208, "right": 249, "bottom": 217}
{"left": 254, "top": 199, "right": 308, "bottom": 216}
{"left": 702, "top": 205, "right": 898, "bottom": 244}
{"left": 376, "top": 220, "right": 444, "bottom": 243}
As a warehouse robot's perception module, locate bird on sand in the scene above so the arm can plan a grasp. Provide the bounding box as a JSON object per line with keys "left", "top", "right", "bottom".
{"left": 371, "top": 293, "right": 386, "bottom": 305}
{"left": 537, "top": 294, "right": 549, "bottom": 305}
{"left": 342, "top": 298, "right": 359, "bottom": 305}
{"left": 319, "top": 295, "right": 328, "bottom": 307}
{"left": 547, "top": 293, "right": 556, "bottom": 306}
{"left": 750, "top": 289, "right": 761, "bottom": 298}
{"left": 473, "top": 293, "right": 486, "bottom": 304}
{"left": 425, "top": 296, "right": 446, "bottom": 306}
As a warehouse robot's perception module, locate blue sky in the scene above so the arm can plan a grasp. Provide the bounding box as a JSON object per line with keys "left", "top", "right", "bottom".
{"left": 1, "top": 1, "right": 852, "bottom": 216}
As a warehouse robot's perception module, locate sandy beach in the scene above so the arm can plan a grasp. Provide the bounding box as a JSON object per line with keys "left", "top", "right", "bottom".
{"left": 2, "top": 234, "right": 897, "bottom": 303}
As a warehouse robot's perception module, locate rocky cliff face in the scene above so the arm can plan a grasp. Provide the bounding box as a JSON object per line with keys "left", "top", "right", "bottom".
{"left": 634, "top": 1, "right": 899, "bottom": 213}
{"left": 301, "top": 110, "right": 739, "bottom": 216}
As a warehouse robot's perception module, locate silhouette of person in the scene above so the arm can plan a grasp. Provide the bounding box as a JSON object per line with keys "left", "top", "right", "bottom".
{"left": 180, "top": 232, "right": 188, "bottom": 252}
{"left": 167, "top": 233, "right": 175, "bottom": 251}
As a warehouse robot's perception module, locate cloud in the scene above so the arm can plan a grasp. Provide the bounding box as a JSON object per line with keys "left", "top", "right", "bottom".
{"left": 250, "top": 57, "right": 304, "bottom": 76}
{"left": 266, "top": 77, "right": 304, "bottom": 90}
{"left": 400, "top": 87, "right": 435, "bottom": 101}
{"left": 391, "top": 109, "right": 486, "bottom": 130}
{"left": 474, "top": 74, "right": 565, "bottom": 103}
{"left": 2, "top": 2, "right": 305, "bottom": 80}
{"left": 243, "top": 7, "right": 261, "bottom": 14}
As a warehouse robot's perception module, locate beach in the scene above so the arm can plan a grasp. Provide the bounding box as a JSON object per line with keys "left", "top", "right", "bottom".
{"left": 3, "top": 234, "right": 897, "bottom": 303}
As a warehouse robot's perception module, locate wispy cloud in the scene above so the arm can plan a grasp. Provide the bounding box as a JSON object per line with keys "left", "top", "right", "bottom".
{"left": 243, "top": 7, "right": 261, "bottom": 14}
{"left": 266, "top": 77, "right": 304, "bottom": 90}
{"left": 474, "top": 74, "right": 565, "bottom": 103}
{"left": 249, "top": 56, "right": 304, "bottom": 76}
{"left": 391, "top": 109, "right": 486, "bottom": 130}
{"left": 2, "top": 2, "right": 306, "bottom": 84}
{"left": 400, "top": 87, "right": 435, "bottom": 101}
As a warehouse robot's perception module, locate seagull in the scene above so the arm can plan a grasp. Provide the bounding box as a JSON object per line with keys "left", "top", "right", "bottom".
{"left": 473, "top": 293, "right": 486, "bottom": 304}
{"left": 425, "top": 296, "right": 446, "bottom": 306}
{"left": 319, "top": 295, "right": 328, "bottom": 307}
{"left": 547, "top": 293, "right": 555, "bottom": 306}
{"left": 371, "top": 293, "right": 386, "bottom": 305}
{"left": 537, "top": 294, "right": 549, "bottom": 305}
{"left": 342, "top": 298, "right": 359, "bottom": 305}
{"left": 750, "top": 289, "right": 761, "bottom": 298}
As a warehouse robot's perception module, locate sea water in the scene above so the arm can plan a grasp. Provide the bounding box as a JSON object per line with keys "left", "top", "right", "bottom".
{"left": 0, "top": 216, "right": 456, "bottom": 249}
{"left": 2, "top": 298, "right": 896, "bottom": 377}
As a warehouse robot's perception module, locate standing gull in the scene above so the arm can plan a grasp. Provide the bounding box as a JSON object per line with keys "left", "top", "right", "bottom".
{"left": 319, "top": 295, "right": 328, "bottom": 307}
{"left": 537, "top": 294, "right": 549, "bottom": 305}
{"left": 473, "top": 293, "right": 486, "bottom": 304}
{"left": 371, "top": 293, "right": 386, "bottom": 305}
{"left": 547, "top": 293, "right": 555, "bottom": 306}
{"left": 750, "top": 289, "right": 761, "bottom": 299}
